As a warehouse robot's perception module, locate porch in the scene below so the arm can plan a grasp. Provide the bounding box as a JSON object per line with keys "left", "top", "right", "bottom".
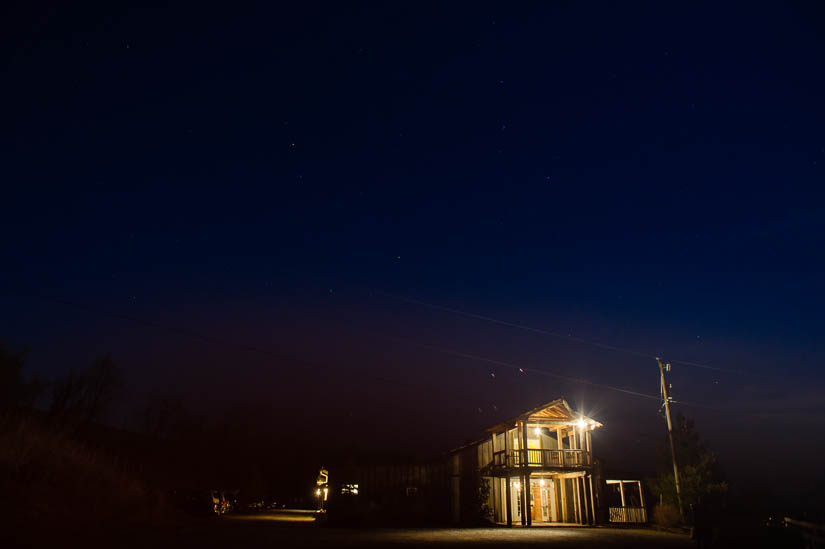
{"left": 492, "top": 448, "right": 592, "bottom": 470}
{"left": 490, "top": 472, "right": 596, "bottom": 526}
{"left": 606, "top": 480, "right": 648, "bottom": 524}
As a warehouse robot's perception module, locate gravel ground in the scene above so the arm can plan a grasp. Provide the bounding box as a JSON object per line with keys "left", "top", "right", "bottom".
{"left": 7, "top": 511, "right": 694, "bottom": 548}
{"left": 137, "top": 512, "right": 691, "bottom": 548}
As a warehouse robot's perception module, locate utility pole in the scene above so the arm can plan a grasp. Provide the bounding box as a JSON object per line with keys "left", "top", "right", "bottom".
{"left": 657, "top": 357, "right": 684, "bottom": 522}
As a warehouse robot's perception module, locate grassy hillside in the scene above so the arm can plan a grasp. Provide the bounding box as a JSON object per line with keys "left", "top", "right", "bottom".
{"left": 0, "top": 411, "right": 177, "bottom": 530}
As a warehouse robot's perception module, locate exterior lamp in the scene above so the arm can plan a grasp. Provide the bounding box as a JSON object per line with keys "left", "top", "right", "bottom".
{"left": 577, "top": 419, "right": 587, "bottom": 430}
{"left": 534, "top": 427, "right": 541, "bottom": 435}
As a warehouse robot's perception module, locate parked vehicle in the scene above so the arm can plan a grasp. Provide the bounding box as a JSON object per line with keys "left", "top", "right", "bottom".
{"left": 211, "top": 490, "right": 229, "bottom": 516}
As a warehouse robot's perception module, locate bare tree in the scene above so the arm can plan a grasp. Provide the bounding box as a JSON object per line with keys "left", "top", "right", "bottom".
{"left": 0, "top": 339, "right": 45, "bottom": 409}
{"left": 49, "top": 354, "right": 123, "bottom": 424}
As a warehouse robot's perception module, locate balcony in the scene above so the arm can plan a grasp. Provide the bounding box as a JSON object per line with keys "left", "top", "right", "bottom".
{"left": 492, "top": 448, "right": 592, "bottom": 470}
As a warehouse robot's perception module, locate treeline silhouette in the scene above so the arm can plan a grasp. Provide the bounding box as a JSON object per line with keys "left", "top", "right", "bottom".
{"left": 0, "top": 339, "right": 325, "bottom": 529}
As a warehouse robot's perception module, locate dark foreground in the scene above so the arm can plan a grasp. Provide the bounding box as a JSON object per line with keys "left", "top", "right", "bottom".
{"left": 7, "top": 510, "right": 694, "bottom": 548}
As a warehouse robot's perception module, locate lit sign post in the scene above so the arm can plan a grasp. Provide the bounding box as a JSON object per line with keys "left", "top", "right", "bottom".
{"left": 315, "top": 467, "right": 329, "bottom": 511}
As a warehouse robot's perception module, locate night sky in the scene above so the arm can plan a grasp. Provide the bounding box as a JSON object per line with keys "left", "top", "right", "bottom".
{"left": 3, "top": 2, "right": 824, "bottom": 498}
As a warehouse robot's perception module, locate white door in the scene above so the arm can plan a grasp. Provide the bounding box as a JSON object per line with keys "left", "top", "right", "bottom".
{"left": 540, "top": 484, "right": 549, "bottom": 522}
{"left": 512, "top": 479, "right": 522, "bottom": 521}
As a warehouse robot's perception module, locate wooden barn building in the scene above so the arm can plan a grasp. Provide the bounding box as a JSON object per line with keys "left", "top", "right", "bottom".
{"left": 327, "top": 397, "right": 646, "bottom": 527}
{"left": 449, "top": 398, "right": 603, "bottom": 525}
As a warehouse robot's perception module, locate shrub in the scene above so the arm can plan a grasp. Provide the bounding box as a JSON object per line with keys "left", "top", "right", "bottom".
{"left": 652, "top": 503, "right": 681, "bottom": 528}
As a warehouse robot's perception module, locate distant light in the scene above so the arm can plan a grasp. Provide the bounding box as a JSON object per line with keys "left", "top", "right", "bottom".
{"left": 577, "top": 419, "right": 587, "bottom": 429}
{"left": 315, "top": 489, "right": 321, "bottom": 496}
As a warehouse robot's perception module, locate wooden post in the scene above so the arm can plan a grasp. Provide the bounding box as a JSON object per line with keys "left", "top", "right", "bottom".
{"left": 518, "top": 420, "right": 527, "bottom": 525}
{"left": 619, "top": 480, "right": 626, "bottom": 507}
{"left": 505, "top": 431, "right": 512, "bottom": 527}
{"left": 572, "top": 477, "right": 579, "bottom": 523}
{"left": 571, "top": 436, "right": 581, "bottom": 522}
{"left": 560, "top": 476, "right": 568, "bottom": 522}
{"left": 658, "top": 358, "right": 684, "bottom": 521}
{"left": 574, "top": 431, "right": 587, "bottom": 525}
{"left": 523, "top": 421, "right": 533, "bottom": 526}
{"left": 490, "top": 433, "right": 499, "bottom": 523}
{"left": 491, "top": 474, "right": 498, "bottom": 523}
{"left": 638, "top": 481, "right": 645, "bottom": 522}
{"left": 578, "top": 478, "right": 585, "bottom": 524}
{"left": 558, "top": 427, "right": 567, "bottom": 523}
{"left": 525, "top": 471, "right": 532, "bottom": 526}
{"left": 556, "top": 427, "right": 565, "bottom": 466}
{"left": 587, "top": 473, "right": 596, "bottom": 526}
{"left": 522, "top": 420, "right": 530, "bottom": 467}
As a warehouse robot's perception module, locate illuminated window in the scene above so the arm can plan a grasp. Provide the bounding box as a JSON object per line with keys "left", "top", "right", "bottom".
{"left": 341, "top": 483, "right": 359, "bottom": 495}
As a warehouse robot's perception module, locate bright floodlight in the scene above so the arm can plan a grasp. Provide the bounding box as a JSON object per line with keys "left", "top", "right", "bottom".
{"left": 577, "top": 419, "right": 587, "bottom": 429}
{"left": 534, "top": 427, "right": 541, "bottom": 435}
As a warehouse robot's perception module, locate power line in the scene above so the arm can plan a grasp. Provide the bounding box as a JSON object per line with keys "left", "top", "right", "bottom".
{"left": 1, "top": 286, "right": 380, "bottom": 385}
{"left": 376, "top": 290, "right": 745, "bottom": 374}
{"left": 390, "top": 335, "right": 723, "bottom": 410}
{"left": 389, "top": 335, "right": 680, "bottom": 404}
{"left": 1, "top": 285, "right": 721, "bottom": 410}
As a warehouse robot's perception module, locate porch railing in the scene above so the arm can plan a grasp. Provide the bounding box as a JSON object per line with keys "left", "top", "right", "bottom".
{"left": 609, "top": 506, "right": 648, "bottom": 523}
{"left": 492, "top": 449, "right": 591, "bottom": 469}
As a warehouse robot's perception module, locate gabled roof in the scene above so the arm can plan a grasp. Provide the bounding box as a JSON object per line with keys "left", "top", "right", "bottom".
{"left": 484, "top": 397, "right": 603, "bottom": 433}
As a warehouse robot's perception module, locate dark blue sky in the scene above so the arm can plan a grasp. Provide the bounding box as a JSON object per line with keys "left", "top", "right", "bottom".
{"left": 2, "top": 2, "right": 824, "bottom": 493}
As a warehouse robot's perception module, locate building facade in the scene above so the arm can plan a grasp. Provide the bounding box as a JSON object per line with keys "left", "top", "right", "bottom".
{"left": 327, "top": 397, "right": 649, "bottom": 527}
{"left": 449, "top": 398, "right": 603, "bottom": 526}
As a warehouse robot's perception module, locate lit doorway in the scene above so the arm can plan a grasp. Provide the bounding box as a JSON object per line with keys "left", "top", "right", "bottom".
{"left": 531, "top": 478, "right": 557, "bottom": 522}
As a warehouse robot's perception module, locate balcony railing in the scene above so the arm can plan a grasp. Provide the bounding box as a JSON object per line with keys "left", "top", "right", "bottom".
{"left": 609, "top": 506, "right": 648, "bottom": 523}
{"left": 492, "top": 449, "right": 591, "bottom": 469}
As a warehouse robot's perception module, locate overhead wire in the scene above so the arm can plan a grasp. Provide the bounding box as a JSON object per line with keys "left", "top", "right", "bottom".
{"left": 376, "top": 290, "right": 746, "bottom": 374}
{"left": 0, "top": 285, "right": 425, "bottom": 394}
{"left": 387, "top": 335, "right": 723, "bottom": 410}
{"left": 2, "top": 285, "right": 722, "bottom": 411}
